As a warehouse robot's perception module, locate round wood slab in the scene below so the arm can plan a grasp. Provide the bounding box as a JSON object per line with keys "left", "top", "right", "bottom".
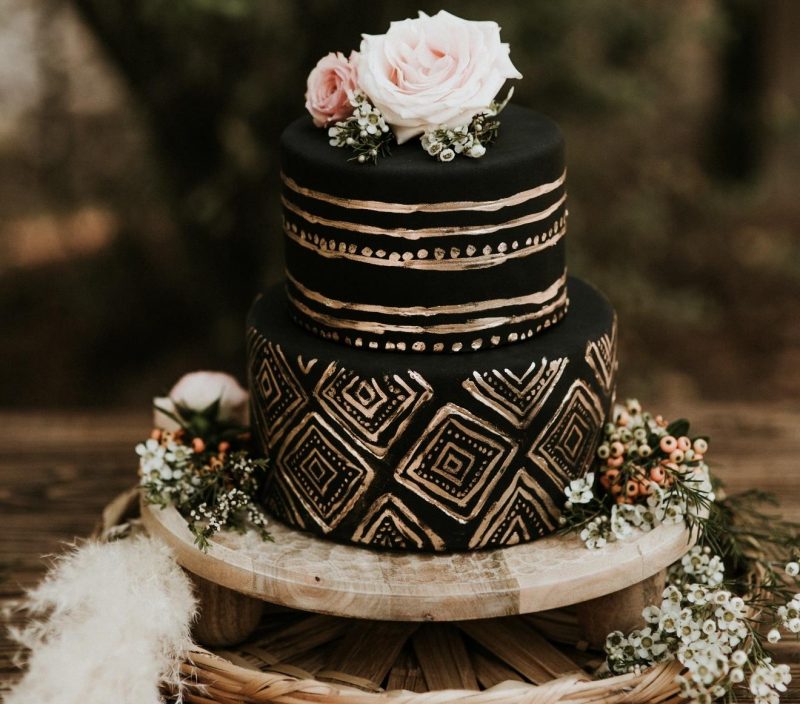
{"left": 140, "top": 499, "right": 692, "bottom": 622}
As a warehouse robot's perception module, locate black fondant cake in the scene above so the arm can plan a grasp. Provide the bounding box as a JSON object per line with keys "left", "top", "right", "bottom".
{"left": 281, "top": 105, "right": 568, "bottom": 353}
{"left": 248, "top": 278, "right": 617, "bottom": 551}
{"left": 250, "top": 89, "right": 618, "bottom": 551}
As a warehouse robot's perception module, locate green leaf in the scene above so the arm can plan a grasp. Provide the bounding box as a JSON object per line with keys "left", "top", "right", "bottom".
{"left": 666, "top": 418, "right": 690, "bottom": 437}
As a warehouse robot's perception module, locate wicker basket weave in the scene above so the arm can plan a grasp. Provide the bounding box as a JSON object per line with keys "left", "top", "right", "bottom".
{"left": 98, "top": 489, "right": 685, "bottom": 704}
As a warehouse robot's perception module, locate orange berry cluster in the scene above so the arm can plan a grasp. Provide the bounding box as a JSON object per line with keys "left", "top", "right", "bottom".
{"left": 595, "top": 404, "right": 708, "bottom": 506}
{"left": 149, "top": 427, "right": 234, "bottom": 473}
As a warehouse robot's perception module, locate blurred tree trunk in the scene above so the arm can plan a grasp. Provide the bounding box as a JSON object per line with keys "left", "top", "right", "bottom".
{"left": 69, "top": 0, "right": 384, "bottom": 320}
{"left": 705, "top": 0, "right": 767, "bottom": 181}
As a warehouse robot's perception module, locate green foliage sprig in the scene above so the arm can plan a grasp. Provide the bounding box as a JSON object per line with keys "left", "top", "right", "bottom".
{"left": 137, "top": 400, "right": 272, "bottom": 551}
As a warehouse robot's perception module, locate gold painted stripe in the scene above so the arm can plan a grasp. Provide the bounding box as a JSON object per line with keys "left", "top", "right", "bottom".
{"left": 287, "top": 285, "right": 568, "bottom": 336}
{"left": 281, "top": 192, "right": 567, "bottom": 239}
{"left": 281, "top": 170, "right": 566, "bottom": 214}
{"left": 286, "top": 269, "right": 568, "bottom": 318}
{"left": 284, "top": 223, "right": 566, "bottom": 270}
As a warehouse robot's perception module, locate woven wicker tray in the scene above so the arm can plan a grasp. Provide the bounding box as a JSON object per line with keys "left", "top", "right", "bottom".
{"left": 99, "top": 489, "right": 686, "bottom": 703}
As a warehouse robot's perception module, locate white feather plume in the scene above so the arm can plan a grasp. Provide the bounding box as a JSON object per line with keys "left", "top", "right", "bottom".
{"left": 6, "top": 535, "right": 197, "bottom": 704}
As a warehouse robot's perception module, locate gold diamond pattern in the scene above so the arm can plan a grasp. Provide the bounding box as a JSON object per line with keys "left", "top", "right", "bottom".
{"left": 275, "top": 411, "right": 374, "bottom": 533}
{"left": 247, "top": 329, "right": 306, "bottom": 449}
{"left": 316, "top": 365, "right": 432, "bottom": 458}
{"left": 527, "top": 379, "right": 604, "bottom": 486}
{"left": 396, "top": 403, "right": 516, "bottom": 524}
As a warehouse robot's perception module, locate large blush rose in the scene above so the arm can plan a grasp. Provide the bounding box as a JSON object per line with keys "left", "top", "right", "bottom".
{"left": 305, "top": 51, "right": 358, "bottom": 127}
{"left": 356, "top": 11, "right": 522, "bottom": 144}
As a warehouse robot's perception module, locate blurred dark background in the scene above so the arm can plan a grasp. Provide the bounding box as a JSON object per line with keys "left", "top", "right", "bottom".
{"left": 1, "top": 0, "right": 798, "bottom": 408}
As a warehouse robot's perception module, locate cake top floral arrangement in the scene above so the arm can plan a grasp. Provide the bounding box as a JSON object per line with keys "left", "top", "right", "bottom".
{"left": 304, "top": 10, "right": 521, "bottom": 164}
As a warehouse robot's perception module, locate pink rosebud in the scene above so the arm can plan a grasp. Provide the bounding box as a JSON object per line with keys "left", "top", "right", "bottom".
{"left": 305, "top": 51, "right": 358, "bottom": 128}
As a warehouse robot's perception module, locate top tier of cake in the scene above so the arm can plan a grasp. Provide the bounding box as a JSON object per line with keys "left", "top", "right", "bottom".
{"left": 280, "top": 105, "right": 568, "bottom": 354}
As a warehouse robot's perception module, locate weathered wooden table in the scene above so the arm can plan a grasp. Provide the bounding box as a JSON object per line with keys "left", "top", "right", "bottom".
{"left": 2, "top": 404, "right": 800, "bottom": 700}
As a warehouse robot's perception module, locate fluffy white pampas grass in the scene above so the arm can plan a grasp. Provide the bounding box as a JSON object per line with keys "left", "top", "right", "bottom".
{"left": 6, "top": 535, "right": 197, "bottom": 704}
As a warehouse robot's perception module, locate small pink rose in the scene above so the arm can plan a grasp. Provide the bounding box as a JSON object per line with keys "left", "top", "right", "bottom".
{"left": 305, "top": 51, "right": 358, "bottom": 128}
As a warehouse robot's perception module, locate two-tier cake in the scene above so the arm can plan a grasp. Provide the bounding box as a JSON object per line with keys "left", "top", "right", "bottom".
{"left": 247, "top": 11, "right": 618, "bottom": 552}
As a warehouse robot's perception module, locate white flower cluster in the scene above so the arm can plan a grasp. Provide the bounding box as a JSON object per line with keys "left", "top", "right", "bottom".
{"left": 777, "top": 591, "right": 800, "bottom": 634}
{"left": 669, "top": 546, "right": 725, "bottom": 588}
{"left": 607, "top": 572, "right": 795, "bottom": 704}
{"left": 327, "top": 94, "right": 391, "bottom": 164}
{"left": 564, "top": 472, "right": 594, "bottom": 506}
{"left": 420, "top": 123, "right": 487, "bottom": 162}
{"left": 136, "top": 437, "right": 197, "bottom": 502}
{"left": 567, "top": 478, "right": 710, "bottom": 551}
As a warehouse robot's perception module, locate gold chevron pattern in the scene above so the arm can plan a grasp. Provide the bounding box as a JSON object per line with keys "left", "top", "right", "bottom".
{"left": 351, "top": 494, "right": 445, "bottom": 551}
{"left": 315, "top": 364, "right": 433, "bottom": 458}
{"left": 585, "top": 315, "right": 618, "bottom": 394}
{"left": 462, "top": 357, "right": 569, "bottom": 429}
{"left": 469, "top": 468, "right": 560, "bottom": 548}
{"left": 396, "top": 403, "right": 517, "bottom": 524}
{"left": 527, "top": 379, "right": 605, "bottom": 486}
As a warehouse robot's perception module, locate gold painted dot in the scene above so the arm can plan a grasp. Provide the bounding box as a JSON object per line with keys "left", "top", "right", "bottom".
{"left": 338, "top": 242, "right": 346, "bottom": 252}
{"left": 482, "top": 245, "right": 492, "bottom": 255}
{"left": 498, "top": 242, "right": 508, "bottom": 253}
{"left": 466, "top": 245, "right": 477, "bottom": 256}
{"left": 396, "top": 342, "right": 407, "bottom": 351}
{"left": 345, "top": 337, "right": 352, "bottom": 345}
{"left": 511, "top": 241, "right": 519, "bottom": 250}
{"left": 471, "top": 338, "right": 483, "bottom": 350}
{"left": 375, "top": 249, "right": 386, "bottom": 258}
{"left": 313, "top": 234, "right": 320, "bottom": 244}
{"left": 434, "top": 248, "right": 445, "bottom": 260}
{"left": 402, "top": 251, "right": 414, "bottom": 261}
{"left": 525, "top": 237, "right": 532, "bottom": 246}
{"left": 388, "top": 252, "right": 401, "bottom": 261}
{"left": 412, "top": 341, "right": 425, "bottom": 351}
{"left": 491, "top": 336, "right": 501, "bottom": 345}
{"left": 362, "top": 246, "right": 373, "bottom": 256}
{"left": 348, "top": 243, "right": 357, "bottom": 253}
{"left": 355, "top": 338, "right": 363, "bottom": 347}
{"left": 320, "top": 238, "right": 327, "bottom": 249}
{"left": 451, "top": 342, "right": 463, "bottom": 352}
{"left": 433, "top": 343, "right": 444, "bottom": 352}
{"left": 417, "top": 249, "right": 429, "bottom": 259}
{"left": 508, "top": 332, "right": 519, "bottom": 342}
{"left": 369, "top": 341, "right": 378, "bottom": 349}
{"left": 328, "top": 240, "right": 336, "bottom": 250}
{"left": 386, "top": 342, "right": 396, "bottom": 350}
{"left": 527, "top": 329, "right": 533, "bottom": 336}
{"left": 450, "top": 247, "right": 460, "bottom": 258}
{"left": 332, "top": 332, "right": 340, "bottom": 341}
{"left": 290, "top": 222, "right": 298, "bottom": 233}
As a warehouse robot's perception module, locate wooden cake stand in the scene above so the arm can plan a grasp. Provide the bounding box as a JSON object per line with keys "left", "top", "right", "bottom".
{"left": 140, "top": 500, "right": 693, "bottom": 648}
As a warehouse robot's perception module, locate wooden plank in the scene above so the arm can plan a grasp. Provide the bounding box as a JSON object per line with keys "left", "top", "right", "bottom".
{"left": 458, "top": 618, "right": 581, "bottom": 684}
{"left": 412, "top": 623, "right": 478, "bottom": 691}
{"left": 470, "top": 650, "right": 520, "bottom": 689}
{"left": 318, "top": 620, "right": 418, "bottom": 689}
{"left": 386, "top": 647, "right": 427, "bottom": 693}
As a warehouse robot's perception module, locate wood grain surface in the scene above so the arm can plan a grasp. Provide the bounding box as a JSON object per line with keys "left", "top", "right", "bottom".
{"left": 141, "top": 497, "right": 692, "bottom": 622}
{"left": 2, "top": 402, "right": 800, "bottom": 700}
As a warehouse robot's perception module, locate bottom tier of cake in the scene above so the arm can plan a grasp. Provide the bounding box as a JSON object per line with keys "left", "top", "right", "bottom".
{"left": 247, "top": 277, "right": 617, "bottom": 552}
